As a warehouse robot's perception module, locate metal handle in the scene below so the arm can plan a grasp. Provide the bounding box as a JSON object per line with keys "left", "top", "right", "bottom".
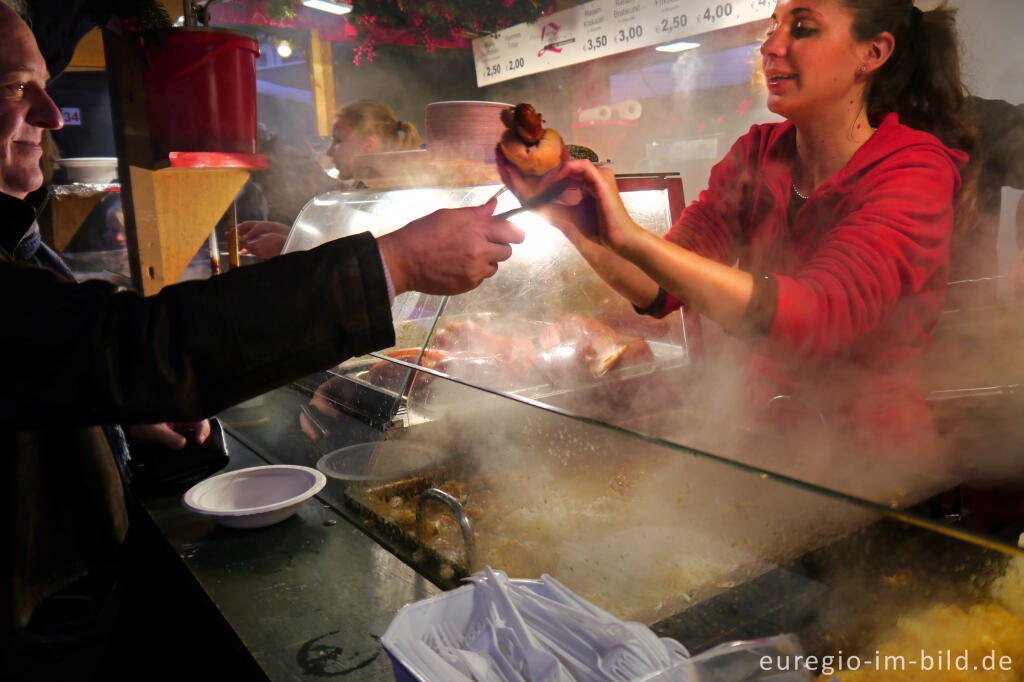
{"left": 764, "top": 394, "right": 827, "bottom": 427}
{"left": 416, "top": 488, "right": 476, "bottom": 569}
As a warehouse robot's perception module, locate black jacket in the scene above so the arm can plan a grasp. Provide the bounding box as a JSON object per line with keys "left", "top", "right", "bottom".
{"left": 0, "top": 191, "right": 395, "bottom": 631}
{"left": 951, "top": 96, "right": 1024, "bottom": 282}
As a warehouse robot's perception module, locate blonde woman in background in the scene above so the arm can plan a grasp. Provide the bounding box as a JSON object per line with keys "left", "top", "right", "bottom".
{"left": 238, "top": 100, "right": 423, "bottom": 259}
{"left": 328, "top": 99, "right": 422, "bottom": 181}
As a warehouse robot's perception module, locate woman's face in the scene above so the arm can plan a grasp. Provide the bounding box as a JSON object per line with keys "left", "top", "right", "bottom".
{"left": 760, "top": 0, "right": 866, "bottom": 123}
{"left": 328, "top": 121, "right": 364, "bottom": 179}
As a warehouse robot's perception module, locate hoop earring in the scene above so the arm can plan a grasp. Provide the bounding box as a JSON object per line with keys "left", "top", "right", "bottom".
{"left": 858, "top": 65, "right": 867, "bottom": 73}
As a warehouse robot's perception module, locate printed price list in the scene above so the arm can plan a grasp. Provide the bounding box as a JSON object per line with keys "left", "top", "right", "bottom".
{"left": 474, "top": 0, "right": 773, "bottom": 86}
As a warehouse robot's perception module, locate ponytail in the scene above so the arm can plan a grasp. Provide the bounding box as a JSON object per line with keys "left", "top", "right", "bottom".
{"left": 390, "top": 120, "right": 424, "bottom": 150}
{"left": 844, "top": 0, "right": 978, "bottom": 231}
{"left": 335, "top": 99, "right": 423, "bottom": 152}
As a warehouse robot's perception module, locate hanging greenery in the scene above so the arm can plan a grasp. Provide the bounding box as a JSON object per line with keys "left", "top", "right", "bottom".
{"left": 349, "top": 0, "right": 549, "bottom": 63}
{"left": 265, "top": 0, "right": 298, "bottom": 21}
{"left": 261, "top": 0, "right": 549, "bottom": 64}
{"left": 103, "top": 0, "right": 175, "bottom": 46}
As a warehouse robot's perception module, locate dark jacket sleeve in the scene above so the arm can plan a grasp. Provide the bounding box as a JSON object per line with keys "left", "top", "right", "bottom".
{"left": 969, "top": 96, "right": 1024, "bottom": 191}
{"left": 1, "top": 232, "right": 395, "bottom": 429}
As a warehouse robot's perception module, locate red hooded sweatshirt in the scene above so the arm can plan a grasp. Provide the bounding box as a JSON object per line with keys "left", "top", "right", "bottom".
{"left": 657, "top": 113, "right": 969, "bottom": 448}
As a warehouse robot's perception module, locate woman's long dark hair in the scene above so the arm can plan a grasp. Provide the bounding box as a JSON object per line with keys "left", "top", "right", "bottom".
{"left": 843, "top": 0, "right": 978, "bottom": 230}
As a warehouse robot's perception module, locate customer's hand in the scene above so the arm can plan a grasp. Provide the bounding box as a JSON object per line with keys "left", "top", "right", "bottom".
{"left": 1011, "top": 247, "right": 1024, "bottom": 300}
{"left": 377, "top": 198, "right": 525, "bottom": 295}
{"left": 299, "top": 377, "right": 353, "bottom": 441}
{"left": 238, "top": 220, "right": 290, "bottom": 259}
{"left": 128, "top": 420, "right": 211, "bottom": 449}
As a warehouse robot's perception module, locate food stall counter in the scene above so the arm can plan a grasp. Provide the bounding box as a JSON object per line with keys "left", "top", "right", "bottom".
{"left": 138, "top": 399, "right": 441, "bottom": 681}
{"left": 134, "top": 175, "right": 1024, "bottom": 680}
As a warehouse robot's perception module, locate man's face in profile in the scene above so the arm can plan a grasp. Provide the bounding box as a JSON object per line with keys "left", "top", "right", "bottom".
{"left": 0, "top": 5, "right": 63, "bottom": 198}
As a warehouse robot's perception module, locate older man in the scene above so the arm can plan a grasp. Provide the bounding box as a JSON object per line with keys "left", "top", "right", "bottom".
{"left": 0, "top": 1, "right": 522, "bottom": 675}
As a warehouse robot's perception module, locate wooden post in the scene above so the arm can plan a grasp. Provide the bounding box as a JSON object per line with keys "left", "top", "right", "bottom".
{"left": 102, "top": 27, "right": 254, "bottom": 294}
{"left": 103, "top": 27, "right": 153, "bottom": 292}
{"left": 309, "top": 29, "right": 336, "bottom": 137}
{"left": 42, "top": 194, "right": 105, "bottom": 252}
{"left": 65, "top": 28, "right": 106, "bottom": 71}
{"left": 128, "top": 166, "right": 249, "bottom": 291}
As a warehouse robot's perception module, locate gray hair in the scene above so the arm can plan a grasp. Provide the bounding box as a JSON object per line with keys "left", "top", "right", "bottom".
{"left": 0, "top": 0, "right": 29, "bottom": 20}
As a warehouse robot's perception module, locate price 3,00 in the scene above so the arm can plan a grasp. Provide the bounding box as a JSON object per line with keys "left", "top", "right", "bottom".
{"left": 616, "top": 25, "right": 643, "bottom": 43}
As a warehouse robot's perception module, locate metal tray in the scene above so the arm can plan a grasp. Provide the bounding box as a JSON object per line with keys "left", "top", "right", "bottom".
{"left": 342, "top": 464, "right": 478, "bottom": 586}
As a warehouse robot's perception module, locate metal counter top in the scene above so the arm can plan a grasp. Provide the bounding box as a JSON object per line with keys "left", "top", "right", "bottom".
{"left": 139, "top": 391, "right": 440, "bottom": 682}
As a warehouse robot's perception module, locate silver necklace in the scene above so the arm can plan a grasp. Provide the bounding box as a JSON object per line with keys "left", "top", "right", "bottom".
{"left": 792, "top": 182, "right": 809, "bottom": 200}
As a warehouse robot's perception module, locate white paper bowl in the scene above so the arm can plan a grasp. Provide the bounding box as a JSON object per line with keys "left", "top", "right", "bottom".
{"left": 183, "top": 465, "right": 326, "bottom": 529}
{"left": 59, "top": 157, "right": 119, "bottom": 184}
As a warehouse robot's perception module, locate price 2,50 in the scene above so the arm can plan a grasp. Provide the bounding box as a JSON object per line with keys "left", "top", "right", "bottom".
{"left": 660, "top": 14, "right": 688, "bottom": 33}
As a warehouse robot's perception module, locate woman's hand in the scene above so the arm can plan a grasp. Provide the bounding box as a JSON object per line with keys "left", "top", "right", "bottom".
{"left": 237, "top": 220, "right": 290, "bottom": 259}
{"left": 128, "top": 420, "right": 211, "bottom": 449}
{"left": 549, "top": 160, "right": 645, "bottom": 255}
{"left": 495, "top": 147, "right": 595, "bottom": 241}
{"left": 496, "top": 149, "right": 643, "bottom": 255}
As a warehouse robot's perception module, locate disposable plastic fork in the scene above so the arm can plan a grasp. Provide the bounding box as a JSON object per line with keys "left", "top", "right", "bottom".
{"left": 539, "top": 574, "right": 619, "bottom": 622}
{"left": 598, "top": 645, "right": 652, "bottom": 682}
{"left": 406, "top": 638, "right": 474, "bottom": 682}
{"left": 434, "top": 644, "right": 505, "bottom": 682}
{"left": 483, "top": 567, "right": 572, "bottom": 682}
{"left": 521, "top": 592, "right": 666, "bottom": 675}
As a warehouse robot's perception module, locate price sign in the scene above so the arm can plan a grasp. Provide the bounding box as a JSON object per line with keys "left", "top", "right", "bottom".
{"left": 473, "top": 0, "right": 773, "bottom": 86}
{"left": 695, "top": 3, "right": 734, "bottom": 26}
{"left": 61, "top": 107, "right": 82, "bottom": 126}
{"left": 657, "top": 14, "right": 690, "bottom": 35}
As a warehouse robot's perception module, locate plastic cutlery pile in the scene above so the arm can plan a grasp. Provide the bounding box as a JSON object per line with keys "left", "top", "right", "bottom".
{"left": 389, "top": 567, "right": 690, "bottom": 682}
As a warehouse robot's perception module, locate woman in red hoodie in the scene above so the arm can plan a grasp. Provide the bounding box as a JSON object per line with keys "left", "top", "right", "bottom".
{"left": 500, "top": 0, "right": 976, "bottom": 455}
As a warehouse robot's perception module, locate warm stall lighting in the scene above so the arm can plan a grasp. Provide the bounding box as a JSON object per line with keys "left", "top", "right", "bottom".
{"left": 656, "top": 41, "right": 701, "bottom": 53}
{"left": 276, "top": 40, "right": 293, "bottom": 58}
{"left": 302, "top": 0, "right": 351, "bottom": 15}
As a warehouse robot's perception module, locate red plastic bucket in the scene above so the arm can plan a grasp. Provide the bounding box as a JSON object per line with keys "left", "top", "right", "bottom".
{"left": 143, "top": 28, "right": 259, "bottom": 161}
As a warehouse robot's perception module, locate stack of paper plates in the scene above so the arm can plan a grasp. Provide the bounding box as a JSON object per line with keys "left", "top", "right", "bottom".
{"left": 425, "top": 100, "right": 511, "bottom": 164}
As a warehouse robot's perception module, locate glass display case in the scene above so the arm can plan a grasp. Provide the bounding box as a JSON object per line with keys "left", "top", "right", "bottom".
{"left": 282, "top": 175, "right": 693, "bottom": 430}
{"left": 222, "top": 178, "right": 1024, "bottom": 670}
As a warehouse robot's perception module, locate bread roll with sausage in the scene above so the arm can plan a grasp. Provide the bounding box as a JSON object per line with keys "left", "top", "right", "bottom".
{"left": 498, "top": 103, "right": 568, "bottom": 176}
